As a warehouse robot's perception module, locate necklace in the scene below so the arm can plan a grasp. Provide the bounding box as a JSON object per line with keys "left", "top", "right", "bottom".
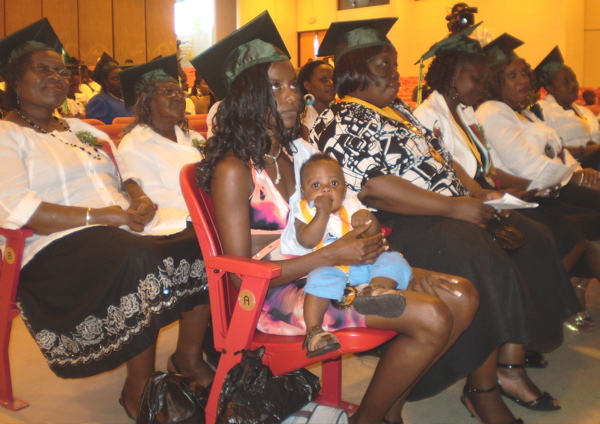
{"left": 264, "top": 145, "right": 282, "bottom": 184}
{"left": 16, "top": 110, "right": 102, "bottom": 160}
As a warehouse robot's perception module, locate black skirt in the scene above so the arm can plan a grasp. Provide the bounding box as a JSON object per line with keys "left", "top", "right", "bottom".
{"left": 18, "top": 225, "right": 208, "bottom": 379}
{"left": 375, "top": 210, "right": 579, "bottom": 401}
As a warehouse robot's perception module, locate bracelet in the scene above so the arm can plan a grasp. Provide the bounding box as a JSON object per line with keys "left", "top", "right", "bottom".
{"left": 578, "top": 173, "right": 584, "bottom": 186}
{"left": 85, "top": 207, "right": 92, "bottom": 226}
{"left": 133, "top": 195, "right": 151, "bottom": 201}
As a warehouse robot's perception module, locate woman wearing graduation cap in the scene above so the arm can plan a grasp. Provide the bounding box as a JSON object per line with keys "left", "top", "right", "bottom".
{"left": 118, "top": 55, "right": 205, "bottom": 218}
{"left": 195, "top": 11, "right": 479, "bottom": 424}
{"left": 416, "top": 31, "right": 600, "bottom": 336}
{"left": 0, "top": 19, "right": 210, "bottom": 420}
{"left": 85, "top": 52, "right": 134, "bottom": 124}
{"left": 310, "top": 18, "right": 578, "bottom": 423}
{"left": 535, "top": 46, "right": 600, "bottom": 170}
{"left": 477, "top": 38, "right": 600, "bottom": 212}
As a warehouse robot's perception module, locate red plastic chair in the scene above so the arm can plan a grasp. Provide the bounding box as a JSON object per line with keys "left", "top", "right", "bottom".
{"left": 0, "top": 227, "right": 32, "bottom": 411}
{"left": 179, "top": 163, "right": 397, "bottom": 424}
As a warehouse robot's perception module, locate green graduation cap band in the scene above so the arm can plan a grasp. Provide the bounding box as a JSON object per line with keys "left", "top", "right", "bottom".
{"left": 190, "top": 11, "right": 290, "bottom": 100}
{"left": 534, "top": 46, "right": 568, "bottom": 88}
{"left": 415, "top": 22, "right": 483, "bottom": 65}
{"left": 482, "top": 33, "right": 524, "bottom": 67}
{"left": 317, "top": 17, "right": 397, "bottom": 62}
{"left": 0, "top": 17, "right": 66, "bottom": 77}
{"left": 119, "top": 54, "right": 180, "bottom": 108}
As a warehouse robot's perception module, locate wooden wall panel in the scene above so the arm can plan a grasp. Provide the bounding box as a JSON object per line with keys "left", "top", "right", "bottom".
{"left": 42, "top": 0, "right": 79, "bottom": 59}
{"left": 5, "top": 0, "right": 42, "bottom": 35}
{"left": 78, "top": 0, "right": 113, "bottom": 66}
{"left": 0, "top": 0, "right": 5, "bottom": 37}
{"left": 113, "top": 0, "right": 146, "bottom": 64}
{"left": 145, "top": 0, "right": 176, "bottom": 59}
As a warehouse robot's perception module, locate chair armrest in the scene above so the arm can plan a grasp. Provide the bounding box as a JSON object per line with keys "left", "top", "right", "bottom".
{"left": 205, "top": 255, "right": 281, "bottom": 280}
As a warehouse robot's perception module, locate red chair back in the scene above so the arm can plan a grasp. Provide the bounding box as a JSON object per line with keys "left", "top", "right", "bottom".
{"left": 0, "top": 227, "right": 32, "bottom": 411}
{"left": 180, "top": 163, "right": 397, "bottom": 423}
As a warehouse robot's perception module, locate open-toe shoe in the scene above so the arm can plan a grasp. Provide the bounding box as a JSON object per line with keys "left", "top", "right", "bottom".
{"left": 119, "top": 388, "right": 136, "bottom": 421}
{"left": 303, "top": 326, "right": 340, "bottom": 358}
{"left": 497, "top": 363, "right": 560, "bottom": 411}
{"left": 460, "top": 384, "right": 523, "bottom": 424}
{"left": 524, "top": 350, "right": 548, "bottom": 368}
{"left": 564, "top": 312, "right": 595, "bottom": 334}
{"left": 353, "top": 285, "right": 406, "bottom": 318}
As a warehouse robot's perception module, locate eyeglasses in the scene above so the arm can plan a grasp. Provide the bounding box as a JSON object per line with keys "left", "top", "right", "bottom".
{"left": 30, "top": 65, "right": 71, "bottom": 79}
{"left": 155, "top": 88, "right": 189, "bottom": 99}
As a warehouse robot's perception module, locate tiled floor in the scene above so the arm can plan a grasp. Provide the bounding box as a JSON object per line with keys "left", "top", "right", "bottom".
{"left": 1, "top": 282, "right": 599, "bottom": 424}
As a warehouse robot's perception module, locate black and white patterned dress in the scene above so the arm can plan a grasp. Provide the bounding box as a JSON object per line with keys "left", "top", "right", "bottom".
{"left": 311, "top": 100, "right": 579, "bottom": 400}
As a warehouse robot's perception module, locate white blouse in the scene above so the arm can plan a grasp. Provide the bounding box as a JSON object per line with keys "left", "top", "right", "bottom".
{"left": 0, "top": 119, "right": 136, "bottom": 266}
{"left": 476, "top": 100, "right": 580, "bottom": 183}
{"left": 540, "top": 94, "right": 600, "bottom": 148}
{"left": 118, "top": 124, "right": 204, "bottom": 213}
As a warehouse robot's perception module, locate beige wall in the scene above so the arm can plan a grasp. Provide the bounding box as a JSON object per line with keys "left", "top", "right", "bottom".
{"left": 241, "top": 0, "right": 597, "bottom": 86}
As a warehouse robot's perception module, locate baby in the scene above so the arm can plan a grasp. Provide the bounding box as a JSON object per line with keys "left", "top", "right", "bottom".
{"left": 282, "top": 153, "right": 412, "bottom": 358}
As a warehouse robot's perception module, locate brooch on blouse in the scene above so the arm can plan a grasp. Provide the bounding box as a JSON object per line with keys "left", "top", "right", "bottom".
{"left": 75, "top": 131, "right": 104, "bottom": 148}
{"left": 191, "top": 138, "right": 205, "bottom": 150}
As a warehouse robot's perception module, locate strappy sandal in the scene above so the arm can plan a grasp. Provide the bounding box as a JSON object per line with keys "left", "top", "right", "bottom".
{"left": 564, "top": 312, "right": 595, "bottom": 334}
{"left": 303, "top": 326, "right": 341, "bottom": 358}
{"left": 497, "top": 363, "right": 561, "bottom": 411}
{"left": 353, "top": 285, "right": 406, "bottom": 318}
{"left": 460, "top": 384, "right": 524, "bottom": 424}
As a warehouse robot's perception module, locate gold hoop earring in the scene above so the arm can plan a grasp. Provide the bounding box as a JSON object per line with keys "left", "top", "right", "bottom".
{"left": 448, "top": 86, "right": 459, "bottom": 100}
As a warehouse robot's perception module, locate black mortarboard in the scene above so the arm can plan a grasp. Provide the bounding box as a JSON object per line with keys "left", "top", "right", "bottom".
{"left": 90, "top": 52, "right": 120, "bottom": 84}
{"left": 415, "top": 22, "right": 483, "bottom": 65}
{"left": 190, "top": 10, "right": 290, "bottom": 100}
{"left": 534, "top": 46, "right": 568, "bottom": 89}
{"left": 119, "top": 54, "right": 179, "bottom": 108}
{"left": 0, "top": 17, "right": 66, "bottom": 77}
{"left": 317, "top": 17, "right": 397, "bottom": 62}
{"left": 482, "top": 33, "right": 524, "bottom": 67}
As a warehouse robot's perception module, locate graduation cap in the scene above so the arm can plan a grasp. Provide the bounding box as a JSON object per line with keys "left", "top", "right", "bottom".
{"left": 119, "top": 54, "right": 179, "bottom": 108}
{"left": 415, "top": 22, "right": 483, "bottom": 65}
{"left": 0, "top": 17, "right": 66, "bottom": 77}
{"left": 190, "top": 10, "right": 290, "bottom": 100}
{"left": 482, "top": 33, "right": 524, "bottom": 67}
{"left": 90, "top": 52, "right": 120, "bottom": 85}
{"left": 533, "top": 46, "right": 568, "bottom": 89}
{"left": 317, "top": 17, "right": 397, "bottom": 62}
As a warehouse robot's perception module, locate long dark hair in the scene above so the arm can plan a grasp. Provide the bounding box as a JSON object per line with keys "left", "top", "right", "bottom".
{"left": 196, "top": 62, "right": 303, "bottom": 192}
{"left": 122, "top": 82, "right": 189, "bottom": 135}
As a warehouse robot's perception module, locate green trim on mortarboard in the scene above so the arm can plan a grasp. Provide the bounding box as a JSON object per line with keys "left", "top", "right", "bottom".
{"left": 119, "top": 54, "right": 179, "bottom": 108}
{"left": 224, "top": 39, "right": 289, "bottom": 87}
{"left": 190, "top": 11, "right": 290, "bottom": 100}
{"left": 0, "top": 18, "right": 66, "bottom": 77}
{"left": 317, "top": 17, "right": 398, "bottom": 63}
{"left": 482, "top": 33, "right": 524, "bottom": 67}
{"left": 415, "top": 22, "right": 483, "bottom": 65}
{"left": 533, "top": 46, "right": 569, "bottom": 89}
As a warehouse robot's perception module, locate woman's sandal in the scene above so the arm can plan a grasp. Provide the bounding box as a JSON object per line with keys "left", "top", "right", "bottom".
{"left": 303, "top": 326, "right": 341, "bottom": 358}
{"left": 353, "top": 285, "right": 406, "bottom": 318}
{"left": 564, "top": 312, "right": 595, "bottom": 334}
{"left": 524, "top": 350, "right": 549, "bottom": 368}
{"left": 460, "top": 384, "right": 524, "bottom": 424}
{"left": 497, "top": 363, "right": 561, "bottom": 411}
{"left": 119, "top": 388, "right": 136, "bottom": 421}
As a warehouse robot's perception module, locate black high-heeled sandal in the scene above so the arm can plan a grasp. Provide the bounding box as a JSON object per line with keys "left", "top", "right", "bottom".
{"left": 497, "top": 363, "right": 561, "bottom": 411}
{"left": 524, "top": 350, "right": 548, "bottom": 368}
{"left": 461, "top": 384, "right": 524, "bottom": 424}
{"left": 118, "top": 388, "right": 136, "bottom": 421}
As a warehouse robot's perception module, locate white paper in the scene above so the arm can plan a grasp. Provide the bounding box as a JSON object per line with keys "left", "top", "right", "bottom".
{"left": 484, "top": 193, "right": 538, "bottom": 210}
{"left": 527, "top": 161, "right": 578, "bottom": 191}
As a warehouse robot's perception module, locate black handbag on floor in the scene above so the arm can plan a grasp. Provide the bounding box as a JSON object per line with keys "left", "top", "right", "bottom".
{"left": 217, "top": 346, "right": 321, "bottom": 424}
{"left": 136, "top": 371, "right": 209, "bottom": 424}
